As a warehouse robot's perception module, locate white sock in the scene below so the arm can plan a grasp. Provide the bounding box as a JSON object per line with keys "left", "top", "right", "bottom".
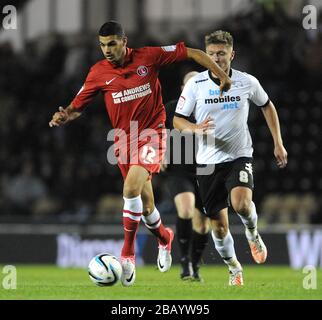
{"left": 123, "top": 195, "right": 143, "bottom": 219}
{"left": 237, "top": 201, "right": 258, "bottom": 240}
{"left": 141, "top": 207, "right": 161, "bottom": 229}
{"left": 211, "top": 230, "right": 236, "bottom": 262}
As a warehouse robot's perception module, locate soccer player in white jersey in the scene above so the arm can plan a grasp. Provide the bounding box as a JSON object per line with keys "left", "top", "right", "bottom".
{"left": 173, "top": 30, "right": 288, "bottom": 286}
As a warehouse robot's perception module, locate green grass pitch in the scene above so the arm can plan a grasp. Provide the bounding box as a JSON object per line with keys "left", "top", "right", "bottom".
{"left": 1, "top": 265, "right": 321, "bottom": 300}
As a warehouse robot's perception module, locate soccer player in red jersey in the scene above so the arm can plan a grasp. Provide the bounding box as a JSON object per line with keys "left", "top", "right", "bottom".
{"left": 49, "top": 21, "right": 231, "bottom": 286}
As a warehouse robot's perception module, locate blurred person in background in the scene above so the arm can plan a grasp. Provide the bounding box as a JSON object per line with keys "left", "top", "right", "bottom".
{"left": 49, "top": 21, "right": 231, "bottom": 287}
{"left": 4, "top": 161, "right": 47, "bottom": 216}
{"left": 173, "top": 30, "right": 288, "bottom": 286}
{"left": 163, "top": 71, "right": 209, "bottom": 282}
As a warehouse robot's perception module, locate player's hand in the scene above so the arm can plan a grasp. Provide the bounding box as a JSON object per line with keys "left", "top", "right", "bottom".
{"left": 160, "top": 159, "right": 168, "bottom": 172}
{"left": 219, "top": 75, "right": 232, "bottom": 96}
{"left": 274, "top": 144, "right": 288, "bottom": 168}
{"left": 49, "top": 107, "right": 69, "bottom": 127}
{"left": 195, "top": 117, "right": 215, "bottom": 135}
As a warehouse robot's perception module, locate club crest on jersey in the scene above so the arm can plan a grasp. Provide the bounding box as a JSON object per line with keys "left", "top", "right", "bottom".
{"left": 177, "top": 96, "right": 186, "bottom": 110}
{"left": 137, "top": 65, "right": 148, "bottom": 76}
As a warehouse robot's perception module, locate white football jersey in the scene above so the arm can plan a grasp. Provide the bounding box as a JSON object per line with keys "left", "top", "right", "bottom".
{"left": 175, "top": 69, "right": 269, "bottom": 164}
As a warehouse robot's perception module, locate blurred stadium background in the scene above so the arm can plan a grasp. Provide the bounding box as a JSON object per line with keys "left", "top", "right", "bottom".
{"left": 0, "top": 0, "right": 322, "bottom": 270}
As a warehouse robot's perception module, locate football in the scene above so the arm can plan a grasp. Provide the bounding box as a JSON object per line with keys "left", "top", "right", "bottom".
{"left": 88, "top": 253, "right": 122, "bottom": 286}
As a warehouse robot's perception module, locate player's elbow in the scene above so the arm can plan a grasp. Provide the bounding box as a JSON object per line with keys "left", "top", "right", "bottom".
{"left": 261, "top": 101, "right": 275, "bottom": 112}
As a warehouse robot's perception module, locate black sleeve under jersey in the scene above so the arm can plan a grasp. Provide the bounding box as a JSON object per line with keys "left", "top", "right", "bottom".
{"left": 164, "top": 100, "right": 178, "bottom": 129}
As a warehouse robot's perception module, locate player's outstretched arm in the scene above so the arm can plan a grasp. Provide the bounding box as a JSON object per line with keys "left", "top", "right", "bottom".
{"left": 186, "top": 48, "right": 231, "bottom": 95}
{"left": 261, "top": 101, "right": 288, "bottom": 168}
{"left": 49, "top": 104, "right": 82, "bottom": 127}
{"left": 173, "top": 116, "right": 214, "bottom": 135}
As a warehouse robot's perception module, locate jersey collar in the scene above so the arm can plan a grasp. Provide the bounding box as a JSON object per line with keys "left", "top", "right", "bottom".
{"left": 108, "top": 47, "right": 133, "bottom": 69}
{"left": 123, "top": 47, "right": 133, "bottom": 65}
{"left": 208, "top": 68, "right": 233, "bottom": 86}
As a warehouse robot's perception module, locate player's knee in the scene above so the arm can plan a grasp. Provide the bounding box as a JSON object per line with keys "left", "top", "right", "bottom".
{"left": 194, "top": 223, "right": 209, "bottom": 234}
{"left": 233, "top": 198, "right": 252, "bottom": 216}
{"left": 123, "top": 184, "right": 141, "bottom": 198}
{"left": 213, "top": 224, "right": 228, "bottom": 238}
{"left": 178, "top": 207, "right": 194, "bottom": 219}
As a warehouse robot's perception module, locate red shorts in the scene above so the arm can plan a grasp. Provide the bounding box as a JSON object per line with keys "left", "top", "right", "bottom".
{"left": 116, "top": 128, "right": 167, "bottom": 180}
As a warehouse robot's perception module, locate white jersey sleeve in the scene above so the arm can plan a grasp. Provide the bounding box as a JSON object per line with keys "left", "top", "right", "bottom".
{"left": 248, "top": 74, "right": 269, "bottom": 107}
{"left": 174, "top": 77, "right": 197, "bottom": 117}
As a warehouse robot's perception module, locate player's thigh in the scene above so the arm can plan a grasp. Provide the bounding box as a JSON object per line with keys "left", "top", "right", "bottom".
{"left": 209, "top": 208, "right": 229, "bottom": 238}
{"left": 193, "top": 177, "right": 207, "bottom": 215}
{"left": 192, "top": 208, "right": 210, "bottom": 234}
{"left": 226, "top": 157, "right": 254, "bottom": 212}
{"left": 137, "top": 127, "right": 167, "bottom": 170}
{"left": 197, "top": 164, "right": 229, "bottom": 218}
{"left": 123, "top": 165, "right": 150, "bottom": 197}
{"left": 174, "top": 191, "right": 195, "bottom": 219}
{"left": 141, "top": 180, "right": 155, "bottom": 215}
{"left": 167, "top": 175, "right": 196, "bottom": 218}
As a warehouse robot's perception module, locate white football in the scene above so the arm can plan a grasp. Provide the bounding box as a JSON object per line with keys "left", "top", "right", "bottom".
{"left": 88, "top": 253, "right": 122, "bottom": 286}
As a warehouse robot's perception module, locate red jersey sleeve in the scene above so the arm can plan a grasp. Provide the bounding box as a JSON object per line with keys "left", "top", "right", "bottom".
{"left": 71, "top": 67, "right": 100, "bottom": 110}
{"left": 147, "top": 42, "right": 188, "bottom": 67}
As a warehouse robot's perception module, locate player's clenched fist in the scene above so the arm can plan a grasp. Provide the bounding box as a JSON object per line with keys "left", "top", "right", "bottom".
{"left": 220, "top": 76, "right": 232, "bottom": 96}
{"left": 49, "top": 107, "right": 68, "bottom": 127}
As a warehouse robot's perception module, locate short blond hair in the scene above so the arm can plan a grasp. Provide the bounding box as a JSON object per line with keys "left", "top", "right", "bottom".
{"left": 205, "top": 30, "right": 233, "bottom": 48}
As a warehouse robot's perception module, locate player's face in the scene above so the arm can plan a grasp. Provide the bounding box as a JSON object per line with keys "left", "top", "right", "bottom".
{"left": 206, "top": 44, "right": 235, "bottom": 73}
{"left": 99, "top": 35, "right": 127, "bottom": 65}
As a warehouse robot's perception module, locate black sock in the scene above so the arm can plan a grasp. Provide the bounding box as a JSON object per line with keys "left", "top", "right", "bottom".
{"left": 176, "top": 217, "right": 192, "bottom": 261}
{"left": 191, "top": 231, "right": 209, "bottom": 272}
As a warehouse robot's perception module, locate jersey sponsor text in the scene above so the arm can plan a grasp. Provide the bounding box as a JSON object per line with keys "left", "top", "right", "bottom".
{"left": 112, "top": 83, "right": 152, "bottom": 104}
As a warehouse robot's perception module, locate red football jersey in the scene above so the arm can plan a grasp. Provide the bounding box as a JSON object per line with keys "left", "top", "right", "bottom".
{"left": 71, "top": 42, "right": 187, "bottom": 134}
